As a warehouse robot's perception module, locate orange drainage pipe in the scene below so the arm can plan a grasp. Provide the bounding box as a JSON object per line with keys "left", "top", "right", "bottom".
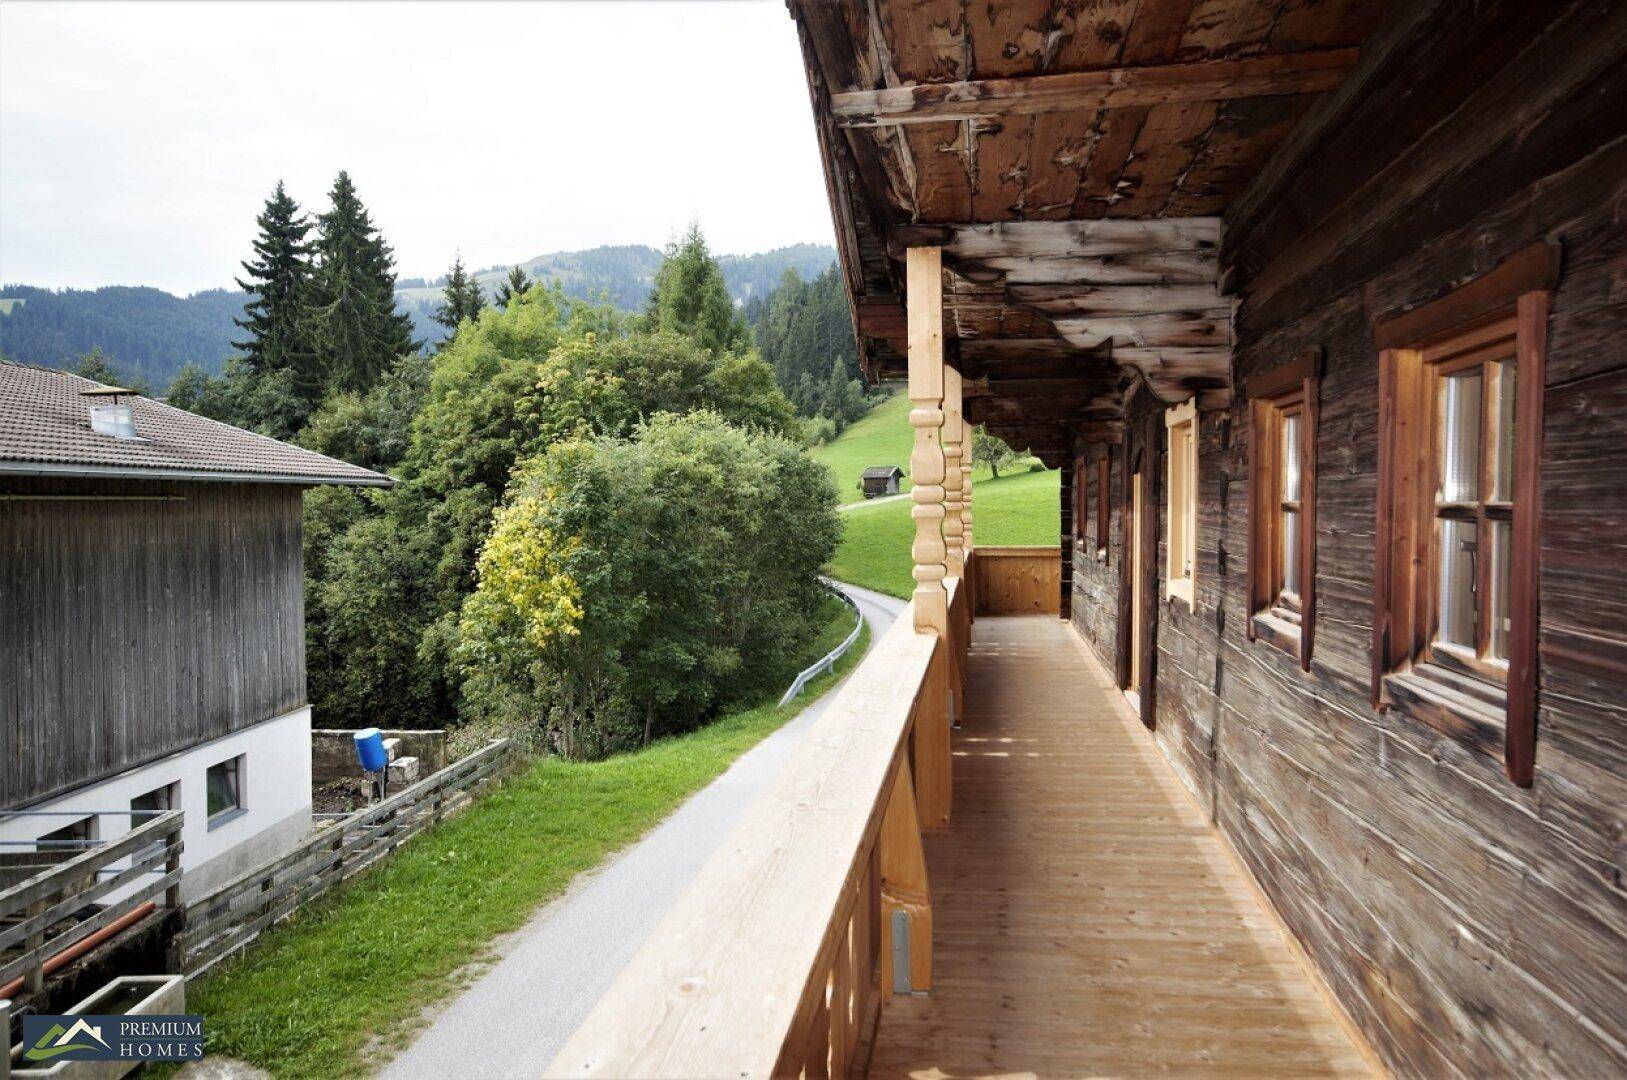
{"left": 0, "top": 901, "right": 156, "bottom": 1000}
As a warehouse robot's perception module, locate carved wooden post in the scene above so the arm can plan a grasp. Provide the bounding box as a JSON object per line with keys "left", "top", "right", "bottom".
{"left": 907, "top": 247, "right": 948, "bottom": 636}
{"left": 962, "top": 424, "right": 975, "bottom": 622}
{"left": 942, "top": 364, "right": 965, "bottom": 579}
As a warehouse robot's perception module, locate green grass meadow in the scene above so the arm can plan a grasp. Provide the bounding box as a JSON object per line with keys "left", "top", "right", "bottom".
{"left": 828, "top": 466, "right": 1061, "bottom": 598}
{"left": 186, "top": 598, "right": 868, "bottom": 1078}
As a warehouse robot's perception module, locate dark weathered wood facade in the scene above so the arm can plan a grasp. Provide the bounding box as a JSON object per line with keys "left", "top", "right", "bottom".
{"left": 1068, "top": 5, "right": 1627, "bottom": 1075}
{"left": 798, "top": 0, "right": 1627, "bottom": 1074}
{"left": 2, "top": 477, "right": 306, "bottom": 806}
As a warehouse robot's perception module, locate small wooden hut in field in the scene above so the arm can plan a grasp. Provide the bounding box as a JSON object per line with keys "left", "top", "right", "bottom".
{"left": 860, "top": 464, "right": 903, "bottom": 497}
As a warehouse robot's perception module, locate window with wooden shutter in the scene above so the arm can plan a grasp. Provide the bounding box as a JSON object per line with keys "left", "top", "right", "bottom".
{"left": 1246, "top": 349, "right": 1320, "bottom": 668}
{"left": 1370, "top": 242, "right": 1557, "bottom": 788}
{"left": 1164, "top": 399, "right": 1197, "bottom": 610}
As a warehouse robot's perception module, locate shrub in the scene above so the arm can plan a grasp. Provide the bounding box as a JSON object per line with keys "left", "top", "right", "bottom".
{"left": 455, "top": 411, "right": 840, "bottom": 759}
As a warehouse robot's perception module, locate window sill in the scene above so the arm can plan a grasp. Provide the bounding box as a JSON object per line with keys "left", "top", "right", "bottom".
{"left": 1250, "top": 611, "right": 1302, "bottom": 662}
{"left": 207, "top": 806, "right": 249, "bottom": 832}
{"left": 1383, "top": 663, "right": 1505, "bottom": 761}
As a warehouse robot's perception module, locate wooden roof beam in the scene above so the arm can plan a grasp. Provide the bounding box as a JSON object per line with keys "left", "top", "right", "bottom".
{"left": 893, "top": 219, "right": 1220, "bottom": 259}
{"left": 831, "top": 49, "right": 1359, "bottom": 128}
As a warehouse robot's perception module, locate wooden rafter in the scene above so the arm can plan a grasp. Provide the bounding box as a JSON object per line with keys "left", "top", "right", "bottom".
{"left": 831, "top": 49, "right": 1360, "bottom": 128}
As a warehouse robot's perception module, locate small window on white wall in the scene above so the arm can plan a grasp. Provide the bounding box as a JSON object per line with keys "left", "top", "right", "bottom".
{"left": 207, "top": 756, "right": 245, "bottom": 828}
{"left": 1165, "top": 399, "right": 1197, "bottom": 610}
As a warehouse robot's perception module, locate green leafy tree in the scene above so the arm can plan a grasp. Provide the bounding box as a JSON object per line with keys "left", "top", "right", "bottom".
{"left": 455, "top": 411, "right": 840, "bottom": 758}
{"left": 493, "top": 265, "right": 530, "bottom": 308}
{"left": 433, "top": 253, "right": 486, "bottom": 335}
{"left": 307, "top": 171, "right": 418, "bottom": 393}
{"left": 645, "top": 222, "right": 746, "bottom": 355}
{"left": 71, "top": 347, "right": 151, "bottom": 394}
{"left": 972, "top": 424, "right": 1023, "bottom": 479}
{"left": 299, "top": 353, "right": 431, "bottom": 472}
{"left": 233, "top": 181, "right": 319, "bottom": 401}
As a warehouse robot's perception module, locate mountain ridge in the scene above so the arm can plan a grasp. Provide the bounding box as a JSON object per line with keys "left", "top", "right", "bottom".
{"left": 0, "top": 242, "right": 837, "bottom": 388}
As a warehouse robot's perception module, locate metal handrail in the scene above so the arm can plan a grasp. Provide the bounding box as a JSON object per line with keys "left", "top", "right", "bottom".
{"left": 778, "top": 582, "right": 864, "bottom": 707}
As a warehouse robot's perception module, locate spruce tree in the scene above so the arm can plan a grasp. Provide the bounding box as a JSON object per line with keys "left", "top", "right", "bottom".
{"left": 646, "top": 222, "right": 746, "bottom": 355}
{"left": 233, "top": 181, "right": 318, "bottom": 399}
{"left": 308, "top": 171, "right": 418, "bottom": 393}
{"left": 493, "top": 264, "right": 530, "bottom": 308}
{"left": 434, "top": 253, "right": 485, "bottom": 333}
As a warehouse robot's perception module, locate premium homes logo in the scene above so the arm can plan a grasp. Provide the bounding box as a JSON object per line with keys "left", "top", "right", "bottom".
{"left": 22, "top": 1014, "right": 205, "bottom": 1063}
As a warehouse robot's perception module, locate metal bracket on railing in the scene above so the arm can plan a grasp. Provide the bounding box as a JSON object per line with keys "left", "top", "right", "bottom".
{"left": 891, "top": 909, "right": 926, "bottom": 995}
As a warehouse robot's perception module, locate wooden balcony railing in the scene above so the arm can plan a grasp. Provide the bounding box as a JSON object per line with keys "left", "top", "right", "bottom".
{"left": 546, "top": 576, "right": 970, "bottom": 1079}
{"left": 0, "top": 809, "right": 183, "bottom": 1000}
{"left": 968, "top": 544, "right": 1062, "bottom": 615}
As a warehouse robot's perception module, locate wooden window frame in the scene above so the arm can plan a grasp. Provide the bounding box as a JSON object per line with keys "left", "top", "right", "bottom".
{"left": 1246, "top": 348, "right": 1321, "bottom": 670}
{"left": 1095, "top": 452, "right": 1110, "bottom": 561}
{"left": 1073, "top": 457, "right": 1088, "bottom": 551}
{"left": 1164, "top": 399, "right": 1197, "bottom": 610}
{"left": 1371, "top": 242, "right": 1557, "bottom": 788}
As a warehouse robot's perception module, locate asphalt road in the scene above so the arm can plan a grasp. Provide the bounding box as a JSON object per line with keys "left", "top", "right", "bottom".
{"left": 380, "top": 582, "right": 905, "bottom": 1079}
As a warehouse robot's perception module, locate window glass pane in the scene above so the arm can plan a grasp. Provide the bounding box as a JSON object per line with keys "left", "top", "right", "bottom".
{"left": 1494, "top": 361, "right": 1516, "bottom": 501}
{"left": 1437, "top": 518, "right": 1478, "bottom": 648}
{"left": 1283, "top": 508, "right": 1299, "bottom": 596}
{"left": 207, "top": 759, "right": 241, "bottom": 818}
{"left": 1441, "top": 370, "right": 1482, "bottom": 502}
{"left": 1282, "top": 413, "right": 1301, "bottom": 502}
{"left": 1170, "top": 423, "right": 1190, "bottom": 579}
{"left": 1489, "top": 520, "right": 1512, "bottom": 661}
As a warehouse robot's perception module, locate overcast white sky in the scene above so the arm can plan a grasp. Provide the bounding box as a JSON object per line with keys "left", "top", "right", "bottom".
{"left": 0, "top": 1, "right": 835, "bottom": 294}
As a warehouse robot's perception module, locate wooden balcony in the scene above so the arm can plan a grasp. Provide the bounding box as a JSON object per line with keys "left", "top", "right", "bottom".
{"left": 864, "top": 614, "right": 1371, "bottom": 1077}
{"left": 548, "top": 551, "right": 1371, "bottom": 1078}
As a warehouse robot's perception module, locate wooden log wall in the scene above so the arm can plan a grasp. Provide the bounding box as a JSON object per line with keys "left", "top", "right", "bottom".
{"left": 2, "top": 477, "right": 307, "bottom": 806}
{"left": 1070, "top": 2, "right": 1627, "bottom": 1074}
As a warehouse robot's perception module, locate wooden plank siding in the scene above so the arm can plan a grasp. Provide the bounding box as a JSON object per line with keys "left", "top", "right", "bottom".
{"left": 2, "top": 477, "right": 306, "bottom": 806}
{"left": 1068, "top": 3, "right": 1627, "bottom": 1074}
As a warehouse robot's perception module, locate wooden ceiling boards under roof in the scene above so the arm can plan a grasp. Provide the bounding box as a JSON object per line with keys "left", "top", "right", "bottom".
{"left": 789, "top": 0, "right": 1390, "bottom": 464}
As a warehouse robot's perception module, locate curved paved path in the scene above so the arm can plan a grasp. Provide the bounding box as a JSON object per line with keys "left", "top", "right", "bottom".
{"left": 381, "top": 582, "right": 904, "bottom": 1079}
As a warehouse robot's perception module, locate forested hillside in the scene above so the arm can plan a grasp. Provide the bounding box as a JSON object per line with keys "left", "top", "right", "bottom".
{"left": 0, "top": 243, "right": 835, "bottom": 383}
{"left": 0, "top": 285, "right": 248, "bottom": 388}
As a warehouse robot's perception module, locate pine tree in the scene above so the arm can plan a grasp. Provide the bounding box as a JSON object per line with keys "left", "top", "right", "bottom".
{"left": 307, "top": 171, "right": 418, "bottom": 393}
{"left": 646, "top": 222, "right": 746, "bottom": 354}
{"left": 493, "top": 264, "right": 530, "bottom": 308}
{"left": 233, "top": 181, "right": 319, "bottom": 399}
{"left": 434, "top": 254, "right": 486, "bottom": 333}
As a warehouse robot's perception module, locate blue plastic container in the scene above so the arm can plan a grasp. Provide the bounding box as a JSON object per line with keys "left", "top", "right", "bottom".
{"left": 354, "top": 728, "right": 388, "bottom": 773}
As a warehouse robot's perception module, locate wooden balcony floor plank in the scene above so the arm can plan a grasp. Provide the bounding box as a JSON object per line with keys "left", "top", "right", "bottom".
{"left": 864, "top": 616, "right": 1371, "bottom": 1078}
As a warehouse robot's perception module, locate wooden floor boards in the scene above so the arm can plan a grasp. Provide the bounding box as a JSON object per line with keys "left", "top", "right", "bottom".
{"left": 865, "top": 616, "right": 1370, "bottom": 1079}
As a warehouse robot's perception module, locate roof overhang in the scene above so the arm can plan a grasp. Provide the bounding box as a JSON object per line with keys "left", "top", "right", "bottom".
{"left": 0, "top": 459, "right": 396, "bottom": 487}
{"left": 789, "top": 0, "right": 1390, "bottom": 465}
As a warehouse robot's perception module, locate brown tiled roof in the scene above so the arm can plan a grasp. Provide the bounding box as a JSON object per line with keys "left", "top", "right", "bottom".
{"left": 0, "top": 360, "right": 392, "bottom": 486}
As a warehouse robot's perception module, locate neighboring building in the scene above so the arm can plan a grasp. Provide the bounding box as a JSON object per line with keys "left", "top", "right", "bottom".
{"left": 860, "top": 464, "right": 903, "bottom": 497}
{"left": 0, "top": 361, "right": 391, "bottom": 897}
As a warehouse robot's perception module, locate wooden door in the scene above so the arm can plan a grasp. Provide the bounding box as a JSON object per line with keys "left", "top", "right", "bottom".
{"left": 1129, "top": 471, "right": 1144, "bottom": 697}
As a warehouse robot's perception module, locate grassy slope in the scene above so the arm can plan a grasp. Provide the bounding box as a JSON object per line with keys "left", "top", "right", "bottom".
{"left": 188, "top": 598, "right": 869, "bottom": 1079}
{"left": 812, "top": 391, "right": 1042, "bottom": 507}
{"left": 811, "top": 392, "right": 915, "bottom": 505}
{"left": 827, "top": 466, "right": 1061, "bottom": 599}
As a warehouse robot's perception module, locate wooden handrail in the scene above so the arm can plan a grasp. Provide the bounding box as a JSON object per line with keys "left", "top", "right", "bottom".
{"left": 547, "top": 579, "right": 968, "bottom": 1079}
{"left": 0, "top": 810, "right": 184, "bottom": 996}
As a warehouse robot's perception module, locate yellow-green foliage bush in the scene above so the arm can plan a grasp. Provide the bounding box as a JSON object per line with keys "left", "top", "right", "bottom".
{"left": 456, "top": 411, "right": 840, "bottom": 759}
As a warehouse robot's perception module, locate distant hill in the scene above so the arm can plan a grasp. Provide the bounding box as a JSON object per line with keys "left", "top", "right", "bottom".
{"left": 0, "top": 285, "right": 249, "bottom": 389}
{"left": 1, "top": 243, "right": 836, "bottom": 386}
